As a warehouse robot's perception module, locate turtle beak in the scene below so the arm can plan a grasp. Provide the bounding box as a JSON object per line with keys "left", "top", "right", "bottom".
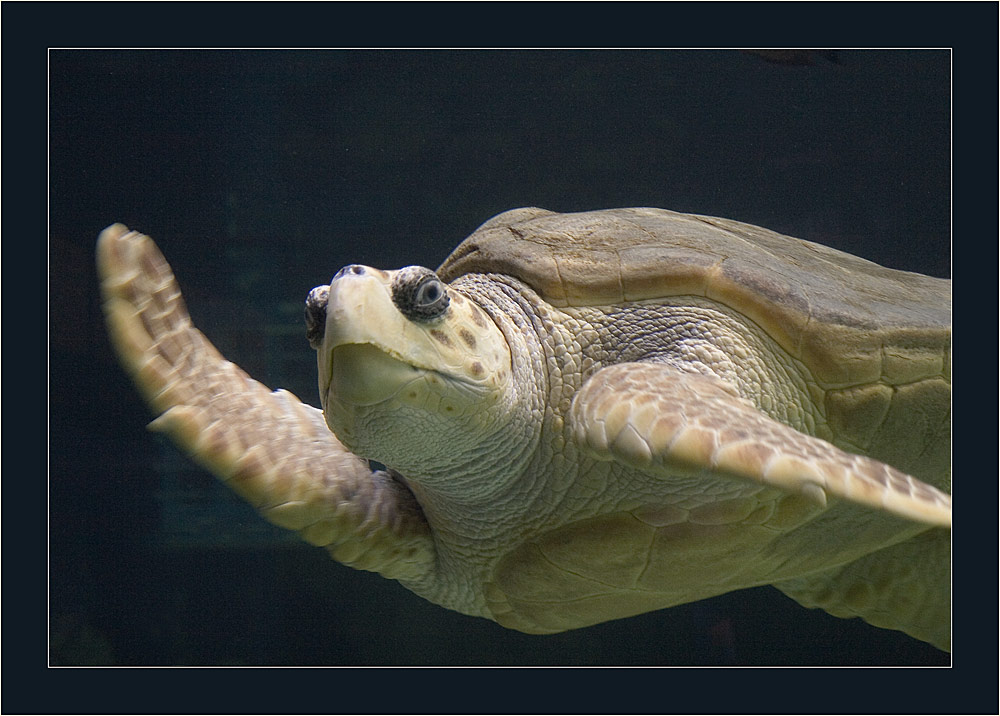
{"left": 314, "top": 264, "right": 411, "bottom": 410}
{"left": 306, "top": 264, "right": 377, "bottom": 351}
{"left": 322, "top": 265, "right": 389, "bottom": 349}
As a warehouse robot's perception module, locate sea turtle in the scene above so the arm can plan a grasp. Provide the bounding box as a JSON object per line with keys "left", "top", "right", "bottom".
{"left": 97, "top": 207, "right": 951, "bottom": 653}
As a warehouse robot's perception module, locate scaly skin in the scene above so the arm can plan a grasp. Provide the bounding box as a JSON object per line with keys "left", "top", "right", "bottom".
{"left": 98, "top": 208, "right": 951, "bottom": 652}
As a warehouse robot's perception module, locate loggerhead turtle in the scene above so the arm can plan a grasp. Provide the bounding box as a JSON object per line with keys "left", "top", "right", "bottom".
{"left": 97, "top": 207, "right": 951, "bottom": 652}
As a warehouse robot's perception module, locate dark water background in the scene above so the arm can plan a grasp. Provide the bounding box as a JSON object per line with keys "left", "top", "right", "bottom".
{"left": 49, "top": 49, "right": 953, "bottom": 668}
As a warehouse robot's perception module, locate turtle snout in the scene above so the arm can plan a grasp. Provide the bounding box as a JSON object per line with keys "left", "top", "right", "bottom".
{"left": 305, "top": 285, "right": 329, "bottom": 349}
{"left": 333, "top": 264, "right": 367, "bottom": 280}
{"left": 309, "top": 265, "right": 374, "bottom": 349}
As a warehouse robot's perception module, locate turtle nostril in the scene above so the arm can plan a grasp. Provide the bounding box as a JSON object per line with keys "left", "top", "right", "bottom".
{"left": 333, "top": 264, "right": 366, "bottom": 281}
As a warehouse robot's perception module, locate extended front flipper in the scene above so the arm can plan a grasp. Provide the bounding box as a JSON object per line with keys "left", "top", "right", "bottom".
{"left": 97, "top": 224, "right": 434, "bottom": 580}
{"left": 570, "top": 362, "right": 951, "bottom": 528}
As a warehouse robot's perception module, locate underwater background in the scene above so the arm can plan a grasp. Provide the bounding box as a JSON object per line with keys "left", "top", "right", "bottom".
{"left": 49, "top": 49, "right": 951, "bottom": 666}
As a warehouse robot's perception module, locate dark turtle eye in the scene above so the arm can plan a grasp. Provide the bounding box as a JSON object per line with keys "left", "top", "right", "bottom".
{"left": 304, "top": 285, "right": 329, "bottom": 349}
{"left": 415, "top": 279, "right": 443, "bottom": 306}
{"left": 391, "top": 266, "right": 450, "bottom": 322}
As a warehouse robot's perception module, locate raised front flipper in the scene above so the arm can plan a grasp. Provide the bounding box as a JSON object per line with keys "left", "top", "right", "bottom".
{"left": 570, "top": 362, "right": 951, "bottom": 528}
{"left": 97, "top": 224, "right": 434, "bottom": 580}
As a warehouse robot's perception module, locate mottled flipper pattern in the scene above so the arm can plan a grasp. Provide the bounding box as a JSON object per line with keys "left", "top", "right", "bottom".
{"left": 570, "top": 362, "right": 951, "bottom": 528}
{"left": 97, "top": 224, "right": 433, "bottom": 579}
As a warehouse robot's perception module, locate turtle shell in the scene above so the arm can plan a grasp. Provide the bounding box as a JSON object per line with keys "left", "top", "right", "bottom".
{"left": 437, "top": 207, "right": 951, "bottom": 386}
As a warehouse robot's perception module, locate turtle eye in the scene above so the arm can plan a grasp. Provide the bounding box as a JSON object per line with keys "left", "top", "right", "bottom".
{"left": 304, "top": 285, "right": 329, "bottom": 349}
{"left": 392, "top": 266, "right": 450, "bottom": 322}
{"left": 415, "top": 278, "right": 444, "bottom": 307}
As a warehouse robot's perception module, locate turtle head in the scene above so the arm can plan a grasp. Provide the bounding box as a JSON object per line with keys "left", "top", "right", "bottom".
{"left": 306, "top": 263, "right": 514, "bottom": 478}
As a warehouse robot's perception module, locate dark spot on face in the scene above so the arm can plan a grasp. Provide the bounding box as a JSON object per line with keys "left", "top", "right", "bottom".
{"left": 470, "top": 361, "right": 485, "bottom": 377}
{"left": 470, "top": 306, "right": 488, "bottom": 328}
{"left": 458, "top": 327, "right": 477, "bottom": 349}
{"left": 430, "top": 329, "right": 453, "bottom": 348}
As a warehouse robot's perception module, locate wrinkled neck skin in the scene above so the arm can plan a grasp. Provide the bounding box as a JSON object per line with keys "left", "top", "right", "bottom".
{"left": 333, "top": 274, "right": 553, "bottom": 547}
{"left": 386, "top": 274, "right": 597, "bottom": 615}
{"left": 401, "top": 275, "right": 547, "bottom": 518}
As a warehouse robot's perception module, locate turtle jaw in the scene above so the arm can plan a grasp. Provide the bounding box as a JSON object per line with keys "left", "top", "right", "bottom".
{"left": 327, "top": 343, "right": 426, "bottom": 407}
{"left": 325, "top": 341, "right": 486, "bottom": 408}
